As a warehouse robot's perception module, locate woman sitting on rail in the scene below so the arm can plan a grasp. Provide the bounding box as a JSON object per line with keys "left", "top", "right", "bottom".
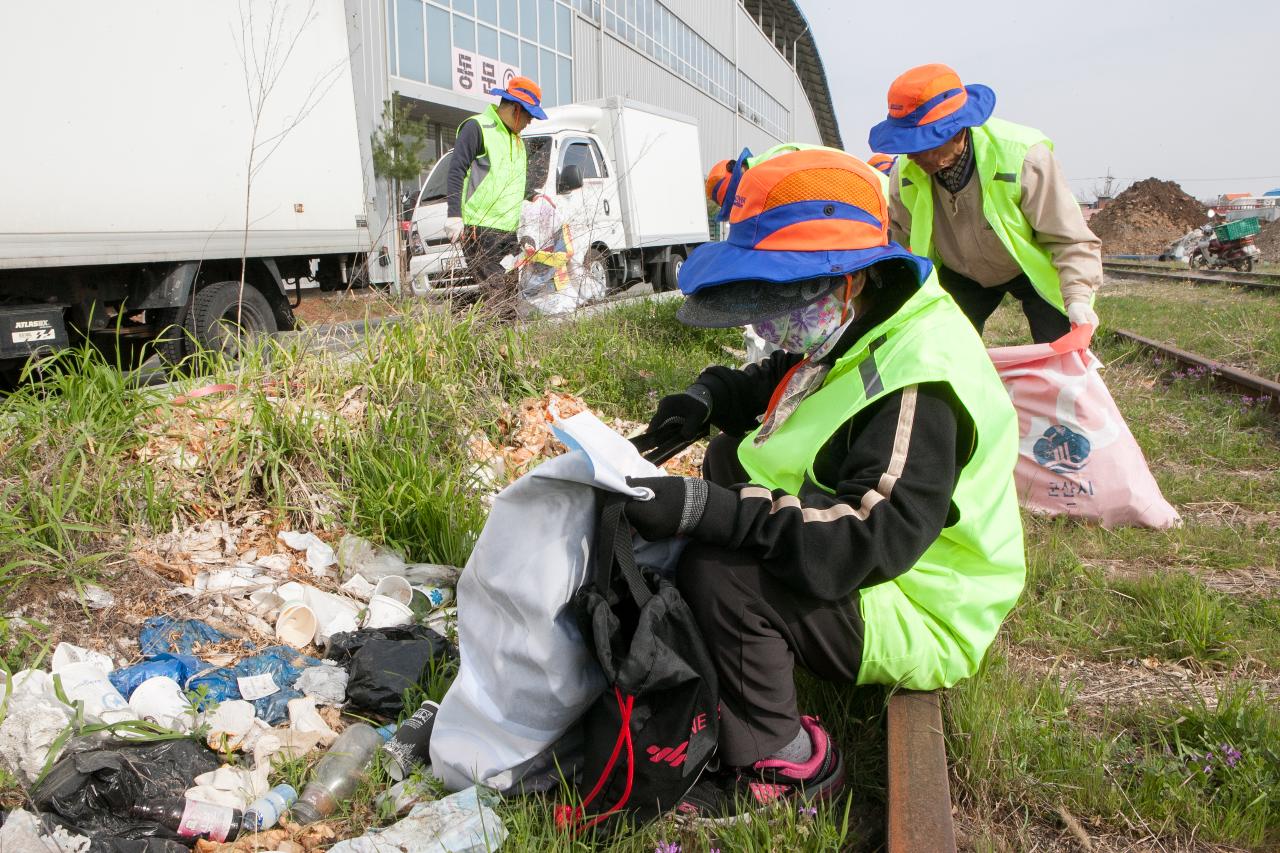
{"left": 623, "top": 146, "right": 1026, "bottom": 821}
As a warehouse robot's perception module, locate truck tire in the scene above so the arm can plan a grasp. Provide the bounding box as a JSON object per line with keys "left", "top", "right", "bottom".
{"left": 658, "top": 251, "right": 685, "bottom": 292}
{"left": 186, "top": 280, "right": 278, "bottom": 357}
{"left": 150, "top": 306, "right": 189, "bottom": 365}
{"left": 583, "top": 249, "right": 610, "bottom": 297}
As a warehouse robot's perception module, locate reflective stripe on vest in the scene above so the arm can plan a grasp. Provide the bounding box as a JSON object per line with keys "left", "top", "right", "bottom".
{"left": 459, "top": 104, "right": 527, "bottom": 232}
{"left": 899, "top": 118, "right": 1066, "bottom": 313}
{"left": 736, "top": 272, "right": 1026, "bottom": 689}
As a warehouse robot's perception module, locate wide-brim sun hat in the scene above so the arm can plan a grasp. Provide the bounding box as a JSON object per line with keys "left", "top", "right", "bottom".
{"left": 489, "top": 75, "right": 547, "bottom": 120}
{"left": 868, "top": 63, "right": 995, "bottom": 155}
{"left": 677, "top": 147, "right": 932, "bottom": 329}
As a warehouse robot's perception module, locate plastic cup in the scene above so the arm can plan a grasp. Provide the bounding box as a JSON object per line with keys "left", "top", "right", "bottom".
{"left": 362, "top": 594, "right": 414, "bottom": 629}
{"left": 129, "top": 675, "right": 193, "bottom": 731}
{"left": 56, "top": 662, "right": 135, "bottom": 724}
{"left": 276, "top": 601, "right": 319, "bottom": 648}
{"left": 372, "top": 575, "right": 413, "bottom": 605}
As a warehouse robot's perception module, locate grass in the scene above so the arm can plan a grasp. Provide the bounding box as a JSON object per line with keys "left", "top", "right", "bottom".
{"left": 1097, "top": 277, "right": 1280, "bottom": 380}
{"left": 0, "top": 291, "right": 1278, "bottom": 849}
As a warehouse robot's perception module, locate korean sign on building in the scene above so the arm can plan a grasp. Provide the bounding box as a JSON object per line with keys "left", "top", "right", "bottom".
{"left": 452, "top": 48, "right": 519, "bottom": 98}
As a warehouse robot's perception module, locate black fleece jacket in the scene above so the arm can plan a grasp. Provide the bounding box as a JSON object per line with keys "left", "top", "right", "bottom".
{"left": 688, "top": 279, "right": 976, "bottom": 601}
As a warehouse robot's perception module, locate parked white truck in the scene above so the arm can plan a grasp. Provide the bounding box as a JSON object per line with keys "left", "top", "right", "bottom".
{"left": 0, "top": 1, "right": 383, "bottom": 376}
{"left": 410, "top": 97, "right": 710, "bottom": 294}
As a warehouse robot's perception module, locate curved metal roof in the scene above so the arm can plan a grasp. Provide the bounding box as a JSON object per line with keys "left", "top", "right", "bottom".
{"left": 740, "top": 0, "right": 843, "bottom": 149}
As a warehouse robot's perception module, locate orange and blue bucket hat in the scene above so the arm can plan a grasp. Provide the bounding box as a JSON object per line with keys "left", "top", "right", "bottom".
{"left": 868, "top": 63, "right": 994, "bottom": 155}
{"left": 867, "top": 153, "right": 896, "bottom": 176}
{"left": 677, "top": 148, "right": 931, "bottom": 328}
{"left": 491, "top": 75, "right": 547, "bottom": 120}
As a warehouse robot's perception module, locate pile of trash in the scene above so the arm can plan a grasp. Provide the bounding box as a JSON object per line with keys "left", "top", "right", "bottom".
{"left": 468, "top": 390, "right": 705, "bottom": 489}
{"left": 0, "top": 529, "right": 507, "bottom": 852}
{"left": 1090, "top": 178, "right": 1206, "bottom": 255}
{"left": 1255, "top": 218, "right": 1280, "bottom": 263}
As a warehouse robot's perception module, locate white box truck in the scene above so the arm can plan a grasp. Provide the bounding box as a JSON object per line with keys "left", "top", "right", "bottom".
{"left": 410, "top": 97, "right": 710, "bottom": 294}
{"left": 0, "top": 1, "right": 382, "bottom": 375}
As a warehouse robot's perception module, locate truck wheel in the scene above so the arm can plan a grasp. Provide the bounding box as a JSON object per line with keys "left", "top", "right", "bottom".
{"left": 658, "top": 252, "right": 685, "bottom": 292}
{"left": 150, "top": 306, "right": 189, "bottom": 365}
{"left": 186, "top": 280, "right": 278, "bottom": 357}
{"left": 582, "top": 250, "right": 610, "bottom": 298}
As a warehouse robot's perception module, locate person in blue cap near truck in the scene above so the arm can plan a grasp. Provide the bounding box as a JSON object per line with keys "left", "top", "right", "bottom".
{"left": 445, "top": 76, "right": 547, "bottom": 310}
{"left": 622, "top": 146, "right": 1025, "bottom": 821}
{"left": 870, "top": 63, "right": 1101, "bottom": 343}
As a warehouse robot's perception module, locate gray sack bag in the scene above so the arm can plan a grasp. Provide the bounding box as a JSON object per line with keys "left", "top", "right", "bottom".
{"left": 430, "top": 411, "right": 684, "bottom": 792}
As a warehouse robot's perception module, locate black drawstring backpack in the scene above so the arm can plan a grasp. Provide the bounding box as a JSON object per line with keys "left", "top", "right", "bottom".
{"left": 556, "top": 427, "right": 719, "bottom": 835}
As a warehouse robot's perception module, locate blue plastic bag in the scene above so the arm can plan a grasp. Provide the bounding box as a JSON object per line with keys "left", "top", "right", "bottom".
{"left": 187, "top": 646, "right": 321, "bottom": 724}
{"left": 139, "top": 617, "right": 233, "bottom": 656}
{"left": 108, "top": 653, "right": 203, "bottom": 699}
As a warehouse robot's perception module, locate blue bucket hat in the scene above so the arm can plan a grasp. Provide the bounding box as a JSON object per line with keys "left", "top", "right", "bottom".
{"left": 489, "top": 75, "right": 547, "bottom": 120}
{"left": 677, "top": 148, "right": 932, "bottom": 328}
{"left": 868, "top": 63, "right": 995, "bottom": 155}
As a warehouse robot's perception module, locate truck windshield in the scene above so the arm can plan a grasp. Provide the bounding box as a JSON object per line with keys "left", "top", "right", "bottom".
{"left": 526, "top": 136, "right": 551, "bottom": 194}
{"left": 418, "top": 152, "right": 452, "bottom": 205}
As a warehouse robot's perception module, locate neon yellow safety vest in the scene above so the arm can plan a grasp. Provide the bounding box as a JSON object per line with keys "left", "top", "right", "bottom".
{"left": 898, "top": 118, "right": 1065, "bottom": 313}
{"left": 458, "top": 104, "right": 527, "bottom": 232}
{"left": 736, "top": 271, "right": 1026, "bottom": 689}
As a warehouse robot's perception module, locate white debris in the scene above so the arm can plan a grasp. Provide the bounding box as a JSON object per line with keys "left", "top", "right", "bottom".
{"left": 287, "top": 696, "right": 339, "bottom": 746}
{"left": 0, "top": 700, "right": 72, "bottom": 783}
{"left": 0, "top": 808, "right": 90, "bottom": 853}
{"left": 203, "top": 700, "right": 258, "bottom": 752}
{"left": 50, "top": 643, "right": 115, "bottom": 674}
{"left": 328, "top": 786, "right": 507, "bottom": 853}
{"left": 279, "top": 530, "right": 338, "bottom": 576}
{"left": 294, "top": 663, "right": 348, "bottom": 706}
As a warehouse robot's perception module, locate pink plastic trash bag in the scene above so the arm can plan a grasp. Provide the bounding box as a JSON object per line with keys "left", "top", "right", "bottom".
{"left": 987, "top": 325, "right": 1180, "bottom": 529}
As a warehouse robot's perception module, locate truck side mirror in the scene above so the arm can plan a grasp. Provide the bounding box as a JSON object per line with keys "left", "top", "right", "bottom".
{"left": 557, "top": 165, "right": 584, "bottom": 194}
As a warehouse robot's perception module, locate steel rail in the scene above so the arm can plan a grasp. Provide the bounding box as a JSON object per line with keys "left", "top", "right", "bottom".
{"left": 886, "top": 691, "right": 957, "bottom": 853}
{"left": 1102, "top": 261, "right": 1279, "bottom": 291}
{"left": 1111, "top": 329, "right": 1280, "bottom": 413}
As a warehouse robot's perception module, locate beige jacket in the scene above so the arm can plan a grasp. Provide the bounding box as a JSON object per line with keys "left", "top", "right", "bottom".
{"left": 888, "top": 144, "right": 1101, "bottom": 306}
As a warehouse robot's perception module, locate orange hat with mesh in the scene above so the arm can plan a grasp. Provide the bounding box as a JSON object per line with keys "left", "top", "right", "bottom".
{"left": 868, "top": 64, "right": 994, "bottom": 155}
{"left": 676, "top": 147, "right": 931, "bottom": 328}
{"left": 867, "top": 153, "right": 896, "bottom": 175}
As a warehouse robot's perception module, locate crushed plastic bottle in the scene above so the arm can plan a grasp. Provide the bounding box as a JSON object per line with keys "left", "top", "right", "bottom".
{"left": 290, "top": 723, "right": 386, "bottom": 824}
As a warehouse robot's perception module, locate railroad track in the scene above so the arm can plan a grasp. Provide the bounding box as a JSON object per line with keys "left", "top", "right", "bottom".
{"left": 1102, "top": 261, "right": 1280, "bottom": 292}
{"left": 887, "top": 691, "right": 956, "bottom": 852}
{"left": 1110, "top": 328, "right": 1280, "bottom": 413}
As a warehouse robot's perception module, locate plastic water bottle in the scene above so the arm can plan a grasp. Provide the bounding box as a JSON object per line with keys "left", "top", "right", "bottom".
{"left": 243, "top": 783, "right": 298, "bottom": 831}
{"left": 290, "top": 723, "right": 385, "bottom": 824}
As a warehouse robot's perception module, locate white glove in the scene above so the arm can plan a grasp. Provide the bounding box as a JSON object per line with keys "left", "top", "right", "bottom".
{"left": 444, "top": 217, "right": 464, "bottom": 243}
{"left": 1067, "top": 302, "right": 1099, "bottom": 328}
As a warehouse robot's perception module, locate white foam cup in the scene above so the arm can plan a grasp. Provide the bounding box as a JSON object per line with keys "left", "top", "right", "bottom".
{"left": 57, "top": 662, "right": 135, "bottom": 724}
{"left": 276, "top": 601, "right": 318, "bottom": 648}
{"left": 129, "top": 676, "right": 193, "bottom": 731}
{"left": 372, "top": 575, "right": 413, "bottom": 605}
{"left": 362, "top": 594, "right": 414, "bottom": 629}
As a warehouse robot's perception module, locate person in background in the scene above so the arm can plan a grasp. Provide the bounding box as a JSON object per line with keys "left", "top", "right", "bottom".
{"left": 445, "top": 76, "right": 546, "bottom": 310}
{"left": 625, "top": 147, "right": 1025, "bottom": 820}
{"left": 870, "top": 64, "right": 1101, "bottom": 343}
{"left": 867, "top": 152, "right": 896, "bottom": 176}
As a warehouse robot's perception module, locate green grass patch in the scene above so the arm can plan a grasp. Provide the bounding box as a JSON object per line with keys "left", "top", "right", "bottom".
{"left": 1098, "top": 277, "right": 1280, "bottom": 381}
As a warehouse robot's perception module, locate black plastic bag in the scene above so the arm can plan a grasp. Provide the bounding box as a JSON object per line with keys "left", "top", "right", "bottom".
{"left": 328, "top": 625, "right": 456, "bottom": 716}
{"left": 31, "top": 737, "right": 220, "bottom": 850}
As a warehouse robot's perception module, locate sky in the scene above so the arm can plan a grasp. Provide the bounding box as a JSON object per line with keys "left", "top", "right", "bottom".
{"left": 798, "top": 0, "right": 1280, "bottom": 202}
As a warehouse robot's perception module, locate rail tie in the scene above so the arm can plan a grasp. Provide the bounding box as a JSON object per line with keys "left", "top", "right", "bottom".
{"left": 1102, "top": 262, "right": 1279, "bottom": 292}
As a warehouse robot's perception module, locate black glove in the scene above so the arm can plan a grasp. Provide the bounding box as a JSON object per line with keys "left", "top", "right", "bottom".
{"left": 624, "top": 476, "right": 714, "bottom": 541}
{"left": 647, "top": 385, "right": 712, "bottom": 440}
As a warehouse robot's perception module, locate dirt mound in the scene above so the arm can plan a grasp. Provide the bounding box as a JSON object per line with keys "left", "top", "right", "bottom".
{"left": 1090, "top": 178, "right": 1205, "bottom": 256}
{"left": 1255, "top": 218, "right": 1280, "bottom": 263}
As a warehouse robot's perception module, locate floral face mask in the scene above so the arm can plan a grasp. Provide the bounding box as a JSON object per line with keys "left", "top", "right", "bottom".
{"left": 754, "top": 285, "right": 855, "bottom": 357}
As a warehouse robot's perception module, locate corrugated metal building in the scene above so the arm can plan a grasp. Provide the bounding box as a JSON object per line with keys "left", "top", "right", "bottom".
{"left": 345, "top": 0, "right": 841, "bottom": 235}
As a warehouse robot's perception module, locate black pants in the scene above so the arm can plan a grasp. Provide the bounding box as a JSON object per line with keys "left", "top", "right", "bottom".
{"left": 676, "top": 434, "right": 863, "bottom": 766}
{"left": 461, "top": 225, "right": 518, "bottom": 313}
{"left": 937, "top": 265, "right": 1069, "bottom": 344}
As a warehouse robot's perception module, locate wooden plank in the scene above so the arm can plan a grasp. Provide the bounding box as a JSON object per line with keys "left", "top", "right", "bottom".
{"left": 886, "top": 690, "right": 956, "bottom": 853}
